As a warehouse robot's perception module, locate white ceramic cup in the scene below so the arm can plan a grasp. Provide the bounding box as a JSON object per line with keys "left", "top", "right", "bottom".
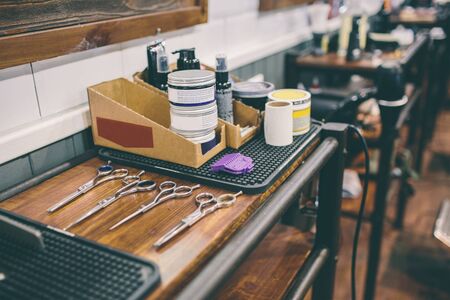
{"left": 264, "top": 101, "right": 293, "bottom": 146}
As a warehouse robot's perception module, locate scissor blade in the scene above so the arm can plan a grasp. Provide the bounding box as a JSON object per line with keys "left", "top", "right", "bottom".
{"left": 109, "top": 209, "right": 143, "bottom": 230}
{"left": 154, "top": 222, "right": 189, "bottom": 248}
{"left": 64, "top": 205, "right": 102, "bottom": 230}
{"left": 47, "top": 189, "right": 84, "bottom": 213}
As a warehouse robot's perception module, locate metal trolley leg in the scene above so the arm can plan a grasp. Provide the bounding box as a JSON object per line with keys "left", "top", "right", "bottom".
{"left": 364, "top": 62, "right": 407, "bottom": 300}
{"left": 312, "top": 123, "right": 348, "bottom": 300}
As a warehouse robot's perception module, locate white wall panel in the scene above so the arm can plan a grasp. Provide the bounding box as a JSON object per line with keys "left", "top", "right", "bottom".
{"left": 224, "top": 12, "right": 258, "bottom": 56}
{"left": 32, "top": 45, "right": 123, "bottom": 117}
{"left": 2, "top": 2, "right": 314, "bottom": 162}
{"left": 0, "top": 64, "right": 40, "bottom": 133}
{"left": 190, "top": 20, "right": 226, "bottom": 66}
{"left": 209, "top": 0, "right": 259, "bottom": 19}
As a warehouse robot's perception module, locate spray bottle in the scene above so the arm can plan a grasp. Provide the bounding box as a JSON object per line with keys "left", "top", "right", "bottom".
{"left": 215, "top": 54, "right": 233, "bottom": 123}
{"left": 156, "top": 53, "right": 170, "bottom": 92}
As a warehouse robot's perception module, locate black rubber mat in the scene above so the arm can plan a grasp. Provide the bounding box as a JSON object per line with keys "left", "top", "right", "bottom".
{"left": 0, "top": 209, "right": 160, "bottom": 300}
{"left": 99, "top": 123, "right": 321, "bottom": 194}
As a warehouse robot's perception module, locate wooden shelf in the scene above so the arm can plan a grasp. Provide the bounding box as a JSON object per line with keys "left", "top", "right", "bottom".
{"left": 216, "top": 224, "right": 312, "bottom": 300}
{"left": 0, "top": 0, "right": 208, "bottom": 69}
{"left": 259, "top": 0, "right": 314, "bottom": 12}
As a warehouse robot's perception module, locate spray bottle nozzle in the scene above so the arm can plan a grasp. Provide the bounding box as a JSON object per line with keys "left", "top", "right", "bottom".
{"left": 215, "top": 53, "right": 228, "bottom": 72}
{"left": 148, "top": 39, "right": 165, "bottom": 51}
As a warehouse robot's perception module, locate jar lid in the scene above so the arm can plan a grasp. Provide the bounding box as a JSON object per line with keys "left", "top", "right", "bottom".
{"left": 232, "top": 81, "right": 275, "bottom": 99}
{"left": 268, "top": 89, "right": 310, "bottom": 102}
{"left": 168, "top": 70, "right": 215, "bottom": 87}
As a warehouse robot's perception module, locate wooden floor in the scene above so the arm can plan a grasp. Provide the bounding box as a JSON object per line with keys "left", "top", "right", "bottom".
{"left": 335, "top": 110, "right": 450, "bottom": 300}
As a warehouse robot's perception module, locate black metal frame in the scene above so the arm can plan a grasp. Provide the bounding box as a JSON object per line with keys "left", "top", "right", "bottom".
{"left": 175, "top": 123, "right": 348, "bottom": 300}
{"left": 415, "top": 32, "right": 449, "bottom": 173}
{"left": 284, "top": 33, "right": 430, "bottom": 300}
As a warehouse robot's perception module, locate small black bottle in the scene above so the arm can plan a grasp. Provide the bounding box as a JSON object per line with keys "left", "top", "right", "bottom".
{"left": 146, "top": 39, "right": 165, "bottom": 85}
{"left": 346, "top": 16, "right": 362, "bottom": 61}
{"left": 215, "top": 54, "right": 233, "bottom": 123}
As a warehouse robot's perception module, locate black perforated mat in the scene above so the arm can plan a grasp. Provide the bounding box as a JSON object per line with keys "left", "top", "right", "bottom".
{"left": 99, "top": 123, "right": 321, "bottom": 194}
{"left": 0, "top": 209, "right": 160, "bottom": 300}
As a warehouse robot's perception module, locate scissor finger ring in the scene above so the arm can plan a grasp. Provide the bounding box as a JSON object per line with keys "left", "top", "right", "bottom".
{"left": 98, "top": 165, "right": 113, "bottom": 175}
{"left": 195, "top": 193, "right": 215, "bottom": 205}
{"left": 160, "top": 181, "right": 176, "bottom": 190}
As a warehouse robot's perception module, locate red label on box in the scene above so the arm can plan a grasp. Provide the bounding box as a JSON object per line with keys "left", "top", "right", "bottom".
{"left": 97, "top": 117, "right": 154, "bottom": 148}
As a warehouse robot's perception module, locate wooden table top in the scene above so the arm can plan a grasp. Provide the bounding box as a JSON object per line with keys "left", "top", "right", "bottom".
{"left": 390, "top": 9, "right": 439, "bottom": 25}
{"left": 0, "top": 139, "right": 318, "bottom": 299}
{"left": 296, "top": 51, "right": 404, "bottom": 74}
{"left": 296, "top": 32, "right": 430, "bottom": 76}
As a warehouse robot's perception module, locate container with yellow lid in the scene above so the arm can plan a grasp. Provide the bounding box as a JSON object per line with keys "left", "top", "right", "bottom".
{"left": 268, "top": 89, "right": 311, "bottom": 135}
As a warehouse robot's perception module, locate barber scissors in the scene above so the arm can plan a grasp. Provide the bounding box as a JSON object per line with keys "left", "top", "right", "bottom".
{"left": 109, "top": 181, "right": 201, "bottom": 230}
{"left": 154, "top": 191, "right": 243, "bottom": 248}
{"left": 64, "top": 171, "right": 155, "bottom": 230}
{"left": 47, "top": 161, "right": 129, "bottom": 213}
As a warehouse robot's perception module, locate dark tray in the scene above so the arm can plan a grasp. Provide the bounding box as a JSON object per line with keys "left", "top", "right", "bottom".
{"left": 99, "top": 123, "right": 321, "bottom": 194}
{"left": 0, "top": 209, "right": 160, "bottom": 300}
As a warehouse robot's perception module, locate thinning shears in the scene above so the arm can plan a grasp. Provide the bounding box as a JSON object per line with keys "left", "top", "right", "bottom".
{"left": 109, "top": 181, "right": 201, "bottom": 230}
{"left": 64, "top": 171, "right": 155, "bottom": 230}
{"left": 47, "top": 161, "right": 129, "bottom": 213}
{"left": 154, "top": 191, "right": 243, "bottom": 248}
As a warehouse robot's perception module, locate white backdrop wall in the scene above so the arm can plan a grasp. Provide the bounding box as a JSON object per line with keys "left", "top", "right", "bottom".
{"left": 0, "top": 0, "right": 312, "bottom": 164}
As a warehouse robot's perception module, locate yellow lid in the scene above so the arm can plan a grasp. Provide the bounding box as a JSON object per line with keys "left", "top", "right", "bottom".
{"left": 268, "top": 89, "right": 310, "bottom": 101}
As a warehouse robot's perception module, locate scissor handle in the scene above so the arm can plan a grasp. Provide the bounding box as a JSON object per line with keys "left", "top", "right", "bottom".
{"left": 95, "top": 168, "right": 129, "bottom": 185}
{"left": 159, "top": 181, "right": 177, "bottom": 192}
{"left": 177, "top": 184, "right": 201, "bottom": 196}
{"left": 122, "top": 170, "right": 145, "bottom": 184}
{"left": 136, "top": 180, "right": 156, "bottom": 191}
{"left": 215, "top": 191, "right": 242, "bottom": 208}
{"left": 183, "top": 195, "right": 213, "bottom": 225}
{"left": 97, "top": 164, "right": 113, "bottom": 175}
{"left": 110, "top": 168, "right": 129, "bottom": 178}
{"left": 171, "top": 186, "right": 191, "bottom": 197}
{"left": 117, "top": 180, "right": 156, "bottom": 198}
{"left": 195, "top": 192, "right": 215, "bottom": 205}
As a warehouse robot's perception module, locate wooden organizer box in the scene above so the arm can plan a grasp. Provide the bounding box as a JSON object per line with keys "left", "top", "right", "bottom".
{"left": 133, "top": 66, "right": 261, "bottom": 149}
{"left": 88, "top": 78, "right": 226, "bottom": 168}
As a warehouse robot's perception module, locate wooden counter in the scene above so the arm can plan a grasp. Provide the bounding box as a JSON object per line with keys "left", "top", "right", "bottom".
{"left": 0, "top": 138, "right": 318, "bottom": 299}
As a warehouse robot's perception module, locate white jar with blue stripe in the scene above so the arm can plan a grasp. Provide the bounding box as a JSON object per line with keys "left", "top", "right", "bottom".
{"left": 168, "top": 70, "right": 218, "bottom": 153}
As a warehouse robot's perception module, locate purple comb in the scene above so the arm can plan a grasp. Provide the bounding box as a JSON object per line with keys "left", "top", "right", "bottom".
{"left": 211, "top": 153, "right": 254, "bottom": 175}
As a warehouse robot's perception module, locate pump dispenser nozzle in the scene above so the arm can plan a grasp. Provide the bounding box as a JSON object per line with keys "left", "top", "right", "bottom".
{"left": 172, "top": 48, "right": 200, "bottom": 70}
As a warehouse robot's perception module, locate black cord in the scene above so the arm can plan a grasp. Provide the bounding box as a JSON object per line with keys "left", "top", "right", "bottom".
{"left": 348, "top": 125, "right": 370, "bottom": 300}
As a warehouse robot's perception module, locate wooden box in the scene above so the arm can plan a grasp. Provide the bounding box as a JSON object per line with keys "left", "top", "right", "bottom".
{"left": 87, "top": 78, "right": 226, "bottom": 168}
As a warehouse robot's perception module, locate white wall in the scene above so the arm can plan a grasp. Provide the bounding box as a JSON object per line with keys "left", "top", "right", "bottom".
{"left": 0, "top": 0, "right": 312, "bottom": 164}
